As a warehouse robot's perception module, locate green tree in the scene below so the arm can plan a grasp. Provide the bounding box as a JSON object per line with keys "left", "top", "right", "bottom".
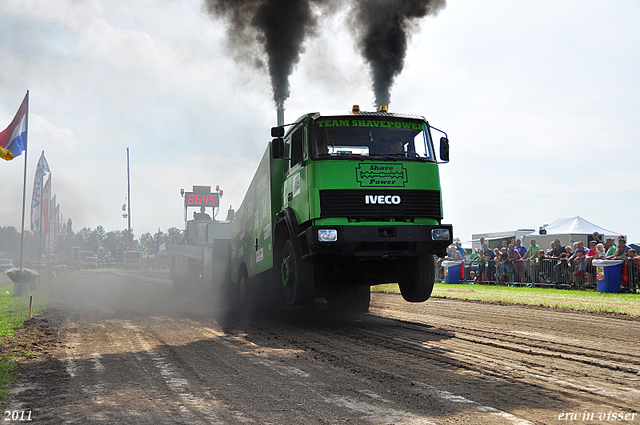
{"left": 139, "top": 232, "right": 154, "bottom": 255}
{"left": 165, "top": 227, "right": 184, "bottom": 246}
{"left": 102, "top": 230, "right": 128, "bottom": 258}
{"left": 72, "top": 227, "right": 90, "bottom": 251}
{"left": 92, "top": 226, "right": 106, "bottom": 256}
{"left": 0, "top": 226, "right": 20, "bottom": 254}
{"left": 2, "top": 222, "right": 184, "bottom": 263}
{"left": 85, "top": 231, "right": 100, "bottom": 254}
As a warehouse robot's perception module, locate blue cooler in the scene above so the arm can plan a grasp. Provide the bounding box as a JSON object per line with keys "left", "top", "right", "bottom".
{"left": 593, "top": 260, "right": 623, "bottom": 293}
{"left": 443, "top": 260, "right": 462, "bottom": 284}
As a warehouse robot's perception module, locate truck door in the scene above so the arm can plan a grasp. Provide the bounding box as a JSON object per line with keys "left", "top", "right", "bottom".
{"left": 283, "top": 125, "right": 310, "bottom": 223}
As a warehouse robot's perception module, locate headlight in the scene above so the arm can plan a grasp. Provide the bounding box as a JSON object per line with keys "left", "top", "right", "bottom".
{"left": 318, "top": 229, "right": 338, "bottom": 242}
{"left": 431, "top": 228, "right": 451, "bottom": 241}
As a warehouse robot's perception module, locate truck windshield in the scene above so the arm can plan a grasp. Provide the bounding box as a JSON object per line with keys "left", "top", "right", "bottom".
{"left": 310, "top": 116, "right": 435, "bottom": 161}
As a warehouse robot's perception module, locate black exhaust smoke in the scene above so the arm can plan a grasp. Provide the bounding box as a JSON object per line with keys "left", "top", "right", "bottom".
{"left": 203, "top": 0, "right": 331, "bottom": 111}
{"left": 203, "top": 0, "right": 445, "bottom": 112}
{"left": 350, "top": 0, "right": 446, "bottom": 108}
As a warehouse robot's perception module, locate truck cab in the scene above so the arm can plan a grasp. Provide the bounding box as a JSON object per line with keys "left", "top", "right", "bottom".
{"left": 231, "top": 106, "right": 453, "bottom": 311}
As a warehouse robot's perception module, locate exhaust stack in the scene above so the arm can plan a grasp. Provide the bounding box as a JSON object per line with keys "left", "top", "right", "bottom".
{"left": 277, "top": 107, "right": 284, "bottom": 127}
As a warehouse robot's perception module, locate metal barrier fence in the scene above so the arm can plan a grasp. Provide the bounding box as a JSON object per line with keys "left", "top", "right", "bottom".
{"left": 435, "top": 258, "right": 638, "bottom": 293}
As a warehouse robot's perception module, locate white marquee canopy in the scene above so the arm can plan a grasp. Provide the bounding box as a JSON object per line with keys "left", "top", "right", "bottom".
{"left": 522, "top": 216, "right": 623, "bottom": 250}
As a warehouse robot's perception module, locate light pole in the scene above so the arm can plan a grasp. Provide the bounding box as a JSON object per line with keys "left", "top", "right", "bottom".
{"left": 126, "top": 147, "right": 132, "bottom": 250}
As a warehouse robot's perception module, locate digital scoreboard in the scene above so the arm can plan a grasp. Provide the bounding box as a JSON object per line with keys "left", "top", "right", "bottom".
{"left": 184, "top": 192, "right": 219, "bottom": 208}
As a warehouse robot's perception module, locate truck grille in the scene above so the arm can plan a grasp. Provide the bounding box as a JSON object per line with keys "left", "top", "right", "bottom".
{"left": 319, "top": 190, "right": 442, "bottom": 220}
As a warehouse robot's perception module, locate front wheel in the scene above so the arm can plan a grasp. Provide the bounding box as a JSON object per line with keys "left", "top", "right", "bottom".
{"left": 281, "top": 240, "right": 315, "bottom": 306}
{"left": 398, "top": 255, "right": 435, "bottom": 302}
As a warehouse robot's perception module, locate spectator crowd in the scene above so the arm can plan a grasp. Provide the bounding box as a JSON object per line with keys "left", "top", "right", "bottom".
{"left": 437, "top": 232, "right": 637, "bottom": 292}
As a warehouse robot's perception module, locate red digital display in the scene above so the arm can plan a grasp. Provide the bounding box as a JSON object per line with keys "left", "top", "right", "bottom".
{"left": 184, "top": 192, "right": 219, "bottom": 207}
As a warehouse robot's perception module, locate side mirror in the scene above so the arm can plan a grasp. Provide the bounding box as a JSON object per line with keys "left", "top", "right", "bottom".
{"left": 272, "top": 138, "right": 285, "bottom": 159}
{"left": 439, "top": 137, "right": 450, "bottom": 162}
{"left": 271, "top": 126, "right": 285, "bottom": 138}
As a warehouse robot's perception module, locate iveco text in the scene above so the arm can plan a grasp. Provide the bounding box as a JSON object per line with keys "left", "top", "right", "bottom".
{"left": 365, "top": 195, "right": 401, "bottom": 205}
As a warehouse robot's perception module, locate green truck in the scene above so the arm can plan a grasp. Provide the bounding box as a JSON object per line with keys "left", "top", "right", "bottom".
{"left": 231, "top": 105, "right": 452, "bottom": 312}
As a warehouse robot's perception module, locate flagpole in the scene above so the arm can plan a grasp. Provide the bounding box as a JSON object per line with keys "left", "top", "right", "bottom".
{"left": 17, "top": 91, "right": 30, "bottom": 297}
{"left": 127, "top": 147, "right": 132, "bottom": 251}
{"left": 38, "top": 168, "right": 44, "bottom": 292}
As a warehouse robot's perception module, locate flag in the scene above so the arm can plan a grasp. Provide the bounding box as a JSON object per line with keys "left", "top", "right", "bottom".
{"left": 52, "top": 196, "right": 59, "bottom": 250}
{"left": 42, "top": 175, "right": 51, "bottom": 234}
{"left": 34, "top": 151, "right": 50, "bottom": 179}
{"left": 30, "top": 183, "right": 42, "bottom": 232}
{"left": 30, "top": 151, "right": 50, "bottom": 231}
{"left": 0, "top": 92, "right": 29, "bottom": 161}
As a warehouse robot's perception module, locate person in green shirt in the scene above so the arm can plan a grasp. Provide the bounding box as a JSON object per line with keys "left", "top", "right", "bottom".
{"left": 524, "top": 239, "right": 542, "bottom": 283}
{"left": 605, "top": 238, "right": 617, "bottom": 257}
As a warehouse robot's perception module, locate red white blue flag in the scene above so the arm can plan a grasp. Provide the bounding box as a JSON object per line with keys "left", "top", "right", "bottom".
{"left": 0, "top": 92, "right": 29, "bottom": 161}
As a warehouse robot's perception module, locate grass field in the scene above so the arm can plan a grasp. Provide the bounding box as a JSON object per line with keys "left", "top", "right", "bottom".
{"left": 0, "top": 272, "right": 50, "bottom": 405}
{"left": 374, "top": 282, "right": 640, "bottom": 317}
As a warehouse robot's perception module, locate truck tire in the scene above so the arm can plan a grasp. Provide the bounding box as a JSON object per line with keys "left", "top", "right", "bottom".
{"left": 281, "top": 240, "right": 314, "bottom": 306}
{"left": 398, "top": 255, "right": 435, "bottom": 302}
{"left": 326, "top": 285, "right": 370, "bottom": 313}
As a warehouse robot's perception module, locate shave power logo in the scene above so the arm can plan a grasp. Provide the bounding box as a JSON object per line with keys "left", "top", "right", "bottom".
{"left": 356, "top": 163, "right": 408, "bottom": 187}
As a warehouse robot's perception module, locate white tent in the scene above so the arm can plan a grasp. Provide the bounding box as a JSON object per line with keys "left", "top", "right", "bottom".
{"left": 522, "top": 216, "right": 624, "bottom": 251}
{"left": 471, "top": 229, "right": 535, "bottom": 250}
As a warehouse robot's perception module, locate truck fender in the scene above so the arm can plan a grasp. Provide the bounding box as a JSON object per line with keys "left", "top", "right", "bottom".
{"left": 274, "top": 208, "right": 307, "bottom": 258}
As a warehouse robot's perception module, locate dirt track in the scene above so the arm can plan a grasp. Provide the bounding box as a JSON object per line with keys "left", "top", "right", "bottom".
{"left": 5, "top": 270, "right": 640, "bottom": 424}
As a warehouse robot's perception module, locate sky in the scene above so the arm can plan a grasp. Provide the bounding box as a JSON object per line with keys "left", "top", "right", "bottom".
{"left": 1, "top": 0, "right": 639, "bottom": 245}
